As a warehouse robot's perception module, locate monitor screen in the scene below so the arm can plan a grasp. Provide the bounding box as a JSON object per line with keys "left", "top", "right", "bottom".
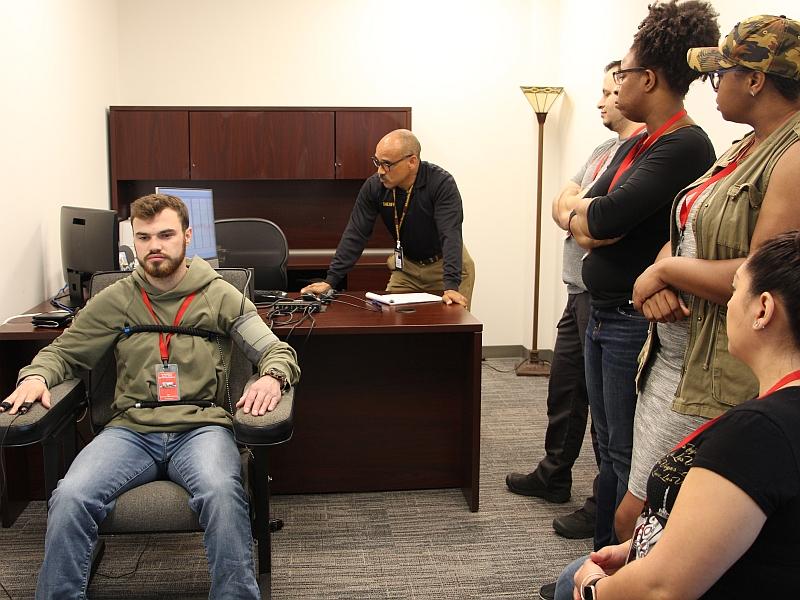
{"left": 155, "top": 187, "right": 218, "bottom": 261}
{"left": 60, "top": 206, "right": 120, "bottom": 308}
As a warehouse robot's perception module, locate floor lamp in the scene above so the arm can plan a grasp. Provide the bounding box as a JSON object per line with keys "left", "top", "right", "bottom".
{"left": 516, "top": 85, "right": 564, "bottom": 377}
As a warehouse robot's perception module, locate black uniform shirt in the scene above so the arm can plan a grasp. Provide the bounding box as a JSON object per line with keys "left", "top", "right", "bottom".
{"left": 325, "top": 161, "right": 464, "bottom": 291}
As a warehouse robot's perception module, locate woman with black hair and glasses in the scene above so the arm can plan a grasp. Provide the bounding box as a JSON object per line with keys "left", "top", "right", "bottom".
{"left": 562, "top": 0, "right": 718, "bottom": 559}
{"left": 557, "top": 230, "right": 800, "bottom": 600}
{"left": 616, "top": 14, "right": 800, "bottom": 543}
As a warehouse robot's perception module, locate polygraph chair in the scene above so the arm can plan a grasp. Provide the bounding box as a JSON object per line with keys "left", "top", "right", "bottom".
{"left": 215, "top": 218, "right": 289, "bottom": 291}
{"left": 87, "top": 268, "right": 294, "bottom": 594}
{"left": 4, "top": 268, "right": 295, "bottom": 595}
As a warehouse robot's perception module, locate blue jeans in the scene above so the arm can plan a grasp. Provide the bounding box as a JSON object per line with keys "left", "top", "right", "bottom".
{"left": 584, "top": 305, "right": 648, "bottom": 550}
{"left": 555, "top": 556, "right": 588, "bottom": 600}
{"left": 36, "top": 425, "right": 259, "bottom": 599}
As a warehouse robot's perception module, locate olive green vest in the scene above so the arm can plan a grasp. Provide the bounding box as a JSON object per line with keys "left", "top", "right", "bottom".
{"left": 637, "top": 111, "right": 800, "bottom": 419}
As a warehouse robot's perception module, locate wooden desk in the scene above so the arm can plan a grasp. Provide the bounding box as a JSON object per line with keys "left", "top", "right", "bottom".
{"left": 0, "top": 296, "right": 482, "bottom": 518}
{"left": 266, "top": 296, "right": 482, "bottom": 511}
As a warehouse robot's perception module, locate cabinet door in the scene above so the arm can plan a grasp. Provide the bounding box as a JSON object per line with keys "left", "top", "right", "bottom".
{"left": 110, "top": 110, "right": 190, "bottom": 180}
{"left": 189, "top": 111, "right": 335, "bottom": 180}
{"left": 334, "top": 110, "right": 411, "bottom": 179}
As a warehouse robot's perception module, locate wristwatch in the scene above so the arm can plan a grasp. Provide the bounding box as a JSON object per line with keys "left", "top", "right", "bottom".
{"left": 265, "top": 368, "right": 289, "bottom": 391}
{"left": 580, "top": 575, "right": 606, "bottom": 600}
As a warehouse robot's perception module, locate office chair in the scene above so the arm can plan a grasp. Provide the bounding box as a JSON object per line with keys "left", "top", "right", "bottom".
{"left": 215, "top": 218, "right": 289, "bottom": 291}
{"left": 1, "top": 269, "right": 294, "bottom": 594}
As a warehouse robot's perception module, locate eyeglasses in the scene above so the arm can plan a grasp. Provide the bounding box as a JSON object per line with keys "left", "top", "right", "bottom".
{"left": 707, "top": 67, "right": 749, "bottom": 92}
{"left": 613, "top": 67, "right": 648, "bottom": 85}
{"left": 371, "top": 154, "right": 413, "bottom": 171}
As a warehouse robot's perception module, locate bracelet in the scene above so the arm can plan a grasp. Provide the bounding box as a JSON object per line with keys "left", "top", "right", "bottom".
{"left": 265, "top": 368, "right": 289, "bottom": 391}
{"left": 567, "top": 209, "right": 578, "bottom": 236}
{"left": 580, "top": 572, "right": 608, "bottom": 600}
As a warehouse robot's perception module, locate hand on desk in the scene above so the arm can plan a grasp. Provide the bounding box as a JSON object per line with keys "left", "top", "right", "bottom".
{"left": 442, "top": 290, "right": 467, "bottom": 307}
{"left": 300, "top": 281, "right": 332, "bottom": 296}
{"left": 236, "top": 374, "right": 283, "bottom": 415}
{"left": 1, "top": 376, "right": 50, "bottom": 415}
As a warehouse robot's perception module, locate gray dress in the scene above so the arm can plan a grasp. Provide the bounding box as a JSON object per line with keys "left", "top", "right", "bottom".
{"left": 628, "top": 185, "right": 714, "bottom": 500}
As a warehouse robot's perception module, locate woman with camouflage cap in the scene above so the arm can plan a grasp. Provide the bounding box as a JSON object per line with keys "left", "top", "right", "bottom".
{"left": 613, "top": 13, "right": 800, "bottom": 541}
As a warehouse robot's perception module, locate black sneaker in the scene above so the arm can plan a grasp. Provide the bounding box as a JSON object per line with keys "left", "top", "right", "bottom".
{"left": 505, "top": 472, "right": 570, "bottom": 503}
{"left": 538, "top": 581, "right": 556, "bottom": 600}
{"left": 552, "top": 506, "right": 595, "bottom": 539}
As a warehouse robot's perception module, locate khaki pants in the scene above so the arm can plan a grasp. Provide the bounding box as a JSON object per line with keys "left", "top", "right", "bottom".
{"left": 386, "top": 245, "right": 475, "bottom": 310}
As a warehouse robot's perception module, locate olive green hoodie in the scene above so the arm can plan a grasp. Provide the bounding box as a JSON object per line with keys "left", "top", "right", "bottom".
{"left": 19, "top": 258, "right": 299, "bottom": 433}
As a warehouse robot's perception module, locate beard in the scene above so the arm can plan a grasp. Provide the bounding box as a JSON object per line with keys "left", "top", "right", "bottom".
{"left": 142, "top": 245, "right": 187, "bottom": 279}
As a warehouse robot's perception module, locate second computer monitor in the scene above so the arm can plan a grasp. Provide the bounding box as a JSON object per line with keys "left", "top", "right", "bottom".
{"left": 155, "top": 187, "right": 218, "bottom": 265}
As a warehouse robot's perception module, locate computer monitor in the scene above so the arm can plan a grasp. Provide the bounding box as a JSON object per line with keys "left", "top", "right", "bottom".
{"left": 155, "top": 187, "right": 218, "bottom": 265}
{"left": 60, "top": 206, "right": 120, "bottom": 308}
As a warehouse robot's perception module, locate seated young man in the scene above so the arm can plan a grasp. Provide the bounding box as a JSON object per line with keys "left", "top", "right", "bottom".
{"left": 1, "top": 193, "right": 300, "bottom": 599}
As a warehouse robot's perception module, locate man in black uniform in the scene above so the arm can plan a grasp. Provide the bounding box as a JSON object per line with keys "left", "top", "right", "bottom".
{"left": 301, "top": 129, "right": 474, "bottom": 308}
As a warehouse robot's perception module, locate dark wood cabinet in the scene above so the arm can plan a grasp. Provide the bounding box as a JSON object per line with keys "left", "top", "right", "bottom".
{"left": 190, "top": 111, "right": 335, "bottom": 180}
{"left": 109, "top": 110, "right": 190, "bottom": 206}
{"left": 109, "top": 106, "right": 410, "bottom": 291}
{"left": 334, "top": 110, "right": 411, "bottom": 179}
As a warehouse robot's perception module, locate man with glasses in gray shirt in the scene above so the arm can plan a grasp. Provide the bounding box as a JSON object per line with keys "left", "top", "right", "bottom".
{"left": 506, "top": 62, "right": 641, "bottom": 545}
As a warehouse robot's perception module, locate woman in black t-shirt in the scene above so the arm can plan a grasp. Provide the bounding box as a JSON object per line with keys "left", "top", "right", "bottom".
{"left": 554, "top": 231, "right": 800, "bottom": 600}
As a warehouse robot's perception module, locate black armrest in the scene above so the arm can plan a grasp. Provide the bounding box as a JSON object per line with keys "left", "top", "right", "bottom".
{"left": 0, "top": 379, "right": 85, "bottom": 447}
{"left": 232, "top": 377, "right": 294, "bottom": 446}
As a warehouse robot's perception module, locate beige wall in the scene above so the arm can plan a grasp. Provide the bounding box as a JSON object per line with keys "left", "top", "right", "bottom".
{"left": 115, "top": 0, "right": 560, "bottom": 347}
{"left": 0, "top": 0, "right": 119, "bottom": 319}
{"left": 2, "top": 0, "right": 795, "bottom": 350}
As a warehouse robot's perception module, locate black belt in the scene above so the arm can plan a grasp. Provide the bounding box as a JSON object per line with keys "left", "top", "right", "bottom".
{"left": 407, "top": 254, "right": 442, "bottom": 266}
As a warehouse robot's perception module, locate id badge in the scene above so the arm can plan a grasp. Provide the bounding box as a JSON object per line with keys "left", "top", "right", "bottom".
{"left": 155, "top": 363, "right": 180, "bottom": 402}
{"left": 394, "top": 244, "right": 404, "bottom": 271}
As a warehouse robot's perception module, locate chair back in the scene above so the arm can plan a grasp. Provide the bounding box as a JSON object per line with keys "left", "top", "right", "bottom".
{"left": 215, "top": 218, "right": 289, "bottom": 290}
{"left": 87, "top": 268, "right": 255, "bottom": 434}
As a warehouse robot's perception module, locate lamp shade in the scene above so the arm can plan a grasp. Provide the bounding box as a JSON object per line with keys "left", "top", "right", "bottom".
{"left": 520, "top": 86, "right": 564, "bottom": 114}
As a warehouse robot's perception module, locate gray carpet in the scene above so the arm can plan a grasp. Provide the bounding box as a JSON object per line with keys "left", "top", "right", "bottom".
{"left": 0, "top": 358, "right": 595, "bottom": 599}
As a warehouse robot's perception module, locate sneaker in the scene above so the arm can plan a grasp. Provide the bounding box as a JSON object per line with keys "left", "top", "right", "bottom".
{"left": 552, "top": 506, "right": 595, "bottom": 539}
{"left": 505, "top": 472, "right": 570, "bottom": 503}
{"left": 538, "top": 581, "right": 556, "bottom": 600}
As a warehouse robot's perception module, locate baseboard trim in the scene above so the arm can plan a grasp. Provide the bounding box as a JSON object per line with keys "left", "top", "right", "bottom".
{"left": 481, "top": 346, "right": 554, "bottom": 362}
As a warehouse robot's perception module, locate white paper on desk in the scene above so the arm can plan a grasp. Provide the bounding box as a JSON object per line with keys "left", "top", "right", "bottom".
{"left": 365, "top": 292, "right": 442, "bottom": 305}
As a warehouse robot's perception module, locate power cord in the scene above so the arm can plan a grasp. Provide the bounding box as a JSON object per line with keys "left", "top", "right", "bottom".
{"left": 0, "top": 578, "right": 14, "bottom": 600}
{"left": 1, "top": 314, "right": 42, "bottom": 326}
{"left": 50, "top": 284, "right": 75, "bottom": 314}
{"left": 95, "top": 535, "right": 151, "bottom": 579}
{"left": 481, "top": 362, "right": 519, "bottom": 374}
{"left": 328, "top": 297, "right": 381, "bottom": 312}
{"left": 334, "top": 293, "right": 383, "bottom": 312}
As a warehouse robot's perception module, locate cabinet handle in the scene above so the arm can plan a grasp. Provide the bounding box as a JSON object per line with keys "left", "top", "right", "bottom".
{"left": 335, "top": 162, "right": 342, "bottom": 167}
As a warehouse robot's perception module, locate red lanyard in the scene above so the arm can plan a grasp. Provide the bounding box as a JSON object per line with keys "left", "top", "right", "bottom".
{"left": 678, "top": 138, "right": 754, "bottom": 230}
{"left": 678, "top": 161, "right": 739, "bottom": 230}
{"left": 591, "top": 127, "right": 647, "bottom": 182}
{"left": 608, "top": 110, "right": 687, "bottom": 192}
{"left": 758, "top": 369, "right": 800, "bottom": 398}
{"left": 673, "top": 368, "right": 800, "bottom": 450}
{"left": 591, "top": 147, "right": 615, "bottom": 182}
{"left": 140, "top": 288, "right": 197, "bottom": 364}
